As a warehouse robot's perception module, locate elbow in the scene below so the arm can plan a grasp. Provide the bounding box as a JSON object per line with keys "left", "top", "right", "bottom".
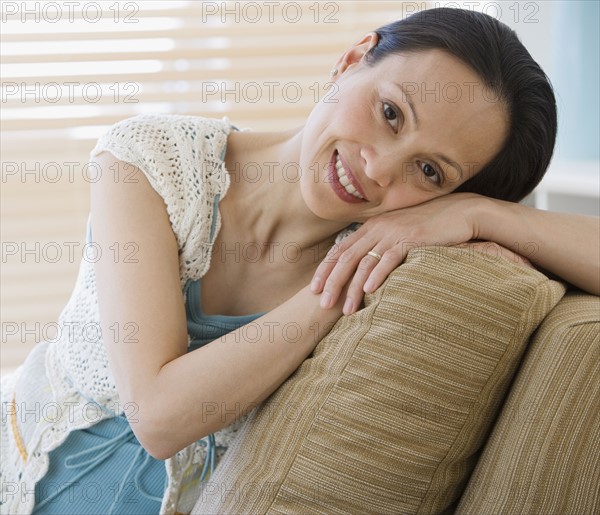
{"left": 137, "top": 433, "right": 175, "bottom": 462}
{"left": 127, "top": 399, "right": 182, "bottom": 461}
{"left": 135, "top": 425, "right": 180, "bottom": 461}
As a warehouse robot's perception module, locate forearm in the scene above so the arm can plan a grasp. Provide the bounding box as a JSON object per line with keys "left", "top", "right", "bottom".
{"left": 473, "top": 197, "right": 600, "bottom": 295}
{"left": 138, "top": 285, "right": 342, "bottom": 459}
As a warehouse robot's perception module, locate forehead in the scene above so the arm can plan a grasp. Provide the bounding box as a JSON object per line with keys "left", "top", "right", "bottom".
{"left": 371, "top": 49, "right": 482, "bottom": 84}
{"left": 372, "top": 49, "right": 500, "bottom": 113}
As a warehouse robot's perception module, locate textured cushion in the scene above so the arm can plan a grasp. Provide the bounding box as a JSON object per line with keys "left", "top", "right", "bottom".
{"left": 457, "top": 292, "right": 600, "bottom": 514}
{"left": 192, "top": 246, "right": 566, "bottom": 514}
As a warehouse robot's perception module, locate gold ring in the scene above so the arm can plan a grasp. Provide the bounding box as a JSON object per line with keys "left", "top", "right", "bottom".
{"left": 367, "top": 250, "right": 382, "bottom": 261}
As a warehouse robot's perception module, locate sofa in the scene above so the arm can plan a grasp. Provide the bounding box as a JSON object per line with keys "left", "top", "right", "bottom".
{"left": 189, "top": 246, "right": 599, "bottom": 514}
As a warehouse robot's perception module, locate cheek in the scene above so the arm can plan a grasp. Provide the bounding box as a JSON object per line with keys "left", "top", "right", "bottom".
{"left": 306, "top": 79, "right": 372, "bottom": 144}
{"left": 326, "top": 81, "right": 371, "bottom": 130}
{"left": 340, "top": 95, "right": 372, "bottom": 131}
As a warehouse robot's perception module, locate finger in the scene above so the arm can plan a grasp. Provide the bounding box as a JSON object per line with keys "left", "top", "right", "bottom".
{"left": 319, "top": 245, "right": 367, "bottom": 308}
{"left": 342, "top": 251, "right": 383, "bottom": 315}
{"left": 363, "top": 246, "right": 406, "bottom": 293}
{"left": 310, "top": 243, "right": 343, "bottom": 293}
{"left": 310, "top": 229, "right": 371, "bottom": 293}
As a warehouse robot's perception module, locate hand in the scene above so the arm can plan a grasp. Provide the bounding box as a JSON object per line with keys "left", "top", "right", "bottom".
{"left": 310, "top": 193, "right": 485, "bottom": 315}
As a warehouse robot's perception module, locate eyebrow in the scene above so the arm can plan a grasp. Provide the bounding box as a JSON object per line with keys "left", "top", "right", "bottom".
{"left": 395, "top": 82, "right": 419, "bottom": 129}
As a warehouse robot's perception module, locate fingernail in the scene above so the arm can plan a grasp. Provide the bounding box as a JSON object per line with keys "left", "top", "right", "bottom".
{"left": 320, "top": 291, "right": 332, "bottom": 309}
{"left": 364, "top": 278, "right": 375, "bottom": 292}
{"left": 311, "top": 277, "right": 322, "bottom": 292}
{"left": 343, "top": 297, "right": 354, "bottom": 315}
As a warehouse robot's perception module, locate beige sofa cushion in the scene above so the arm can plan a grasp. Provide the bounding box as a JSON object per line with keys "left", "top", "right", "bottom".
{"left": 457, "top": 292, "right": 600, "bottom": 514}
{"left": 192, "top": 247, "right": 566, "bottom": 514}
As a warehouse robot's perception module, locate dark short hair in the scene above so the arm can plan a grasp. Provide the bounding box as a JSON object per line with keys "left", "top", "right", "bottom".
{"left": 365, "top": 7, "right": 557, "bottom": 202}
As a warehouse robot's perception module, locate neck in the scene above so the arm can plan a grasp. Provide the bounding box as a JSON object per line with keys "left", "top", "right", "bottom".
{"left": 222, "top": 125, "right": 350, "bottom": 265}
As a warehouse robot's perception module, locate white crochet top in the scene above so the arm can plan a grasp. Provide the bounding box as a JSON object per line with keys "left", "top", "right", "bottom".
{"left": 0, "top": 114, "right": 247, "bottom": 514}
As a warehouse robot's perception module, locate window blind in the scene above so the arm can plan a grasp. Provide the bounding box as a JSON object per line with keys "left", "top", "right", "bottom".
{"left": 1, "top": 0, "right": 416, "bottom": 372}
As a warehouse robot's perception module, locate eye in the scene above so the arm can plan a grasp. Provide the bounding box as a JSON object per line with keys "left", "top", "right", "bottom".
{"left": 381, "top": 102, "right": 401, "bottom": 132}
{"left": 418, "top": 161, "right": 442, "bottom": 185}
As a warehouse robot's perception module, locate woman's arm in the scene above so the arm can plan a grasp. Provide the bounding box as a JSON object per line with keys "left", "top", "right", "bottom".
{"left": 474, "top": 195, "right": 600, "bottom": 295}
{"left": 91, "top": 152, "right": 343, "bottom": 460}
{"left": 311, "top": 193, "right": 600, "bottom": 315}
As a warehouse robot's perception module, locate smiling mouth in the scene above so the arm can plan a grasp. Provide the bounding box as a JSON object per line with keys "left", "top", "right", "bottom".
{"left": 329, "top": 150, "right": 368, "bottom": 203}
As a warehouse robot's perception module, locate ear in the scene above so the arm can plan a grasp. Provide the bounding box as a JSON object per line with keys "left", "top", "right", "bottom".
{"left": 332, "top": 32, "right": 379, "bottom": 78}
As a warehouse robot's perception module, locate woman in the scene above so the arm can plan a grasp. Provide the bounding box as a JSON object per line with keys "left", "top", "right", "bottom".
{"left": 2, "top": 7, "right": 598, "bottom": 515}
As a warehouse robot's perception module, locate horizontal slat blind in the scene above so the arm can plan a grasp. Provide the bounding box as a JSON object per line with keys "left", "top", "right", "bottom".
{"left": 1, "top": 0, "right": 416, "bottom": 373}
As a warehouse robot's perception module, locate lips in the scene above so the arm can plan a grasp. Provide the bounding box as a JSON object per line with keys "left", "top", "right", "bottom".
{"left": 328, "top": 150, "right": 368, "bottom": 203}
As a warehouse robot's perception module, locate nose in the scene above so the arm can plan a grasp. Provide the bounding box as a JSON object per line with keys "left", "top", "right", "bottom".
{"left": 360, "top": 145, "right": 399, "bottom": 188}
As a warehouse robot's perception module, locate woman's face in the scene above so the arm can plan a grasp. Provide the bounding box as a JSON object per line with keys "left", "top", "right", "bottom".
{"left": 299, "top": 40, "right": 509, "bottom": 223}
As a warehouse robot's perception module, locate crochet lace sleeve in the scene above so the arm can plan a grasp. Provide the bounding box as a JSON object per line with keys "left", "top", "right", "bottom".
{"left": 89, "top": 114, "right": 232, "bottom": 285}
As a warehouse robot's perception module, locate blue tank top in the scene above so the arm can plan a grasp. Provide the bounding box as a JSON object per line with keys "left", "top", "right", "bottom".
{"left": 185, "top": 278, "right": 266, "bottom": 350}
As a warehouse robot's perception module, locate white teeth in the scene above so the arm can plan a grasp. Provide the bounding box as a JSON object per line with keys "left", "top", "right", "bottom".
{"left": 335, "top": 154, "right": 364, "bottom": 200}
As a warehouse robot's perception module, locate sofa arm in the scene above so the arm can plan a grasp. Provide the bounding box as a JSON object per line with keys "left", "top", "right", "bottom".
{"left": 457, "top": 291, "right": 600, "bottom": 514}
